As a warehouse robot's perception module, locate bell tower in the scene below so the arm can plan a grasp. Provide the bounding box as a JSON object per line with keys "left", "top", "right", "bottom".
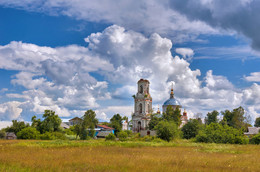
{"left": 132, "top": 79, "right": 152, "bottom": 133}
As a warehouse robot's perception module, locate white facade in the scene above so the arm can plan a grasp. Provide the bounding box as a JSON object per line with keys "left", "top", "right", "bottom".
{"left": 132, "top": 79, "right": 152, "bottom": 133}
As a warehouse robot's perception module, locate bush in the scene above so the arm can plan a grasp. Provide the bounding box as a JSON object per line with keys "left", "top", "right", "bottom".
{"left": 0, "top": 130, "right": 6, "bottom": 139}
{"left": 40, "top": 132, "right": 67, "bottom": 140}
{"left": 195, "top": 123, "right": 248, "bottom": 144}
{"left": 250, "top": 133, "right": 260, "bottom": 144}
{"left": 118, "top": 131, "right": 128, "bottom": 141}
{"left": 154, "top": 121, "right": 180, "bottom": 142}
{"left": 105, "top": 133, "right": 116, "bottom": 141}
{"left": 182, "top": 119, "right": 202, "bottom": 139}
{"left": 17, "top": 127, "right": 40, "bottom": 139}
{"left": 125, "top": 130, "right": 132, "bottom": 137}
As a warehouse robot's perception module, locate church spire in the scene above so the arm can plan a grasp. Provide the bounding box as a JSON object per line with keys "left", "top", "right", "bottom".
{"left": 170, "top": 83, "right": 174, "bottom": 99}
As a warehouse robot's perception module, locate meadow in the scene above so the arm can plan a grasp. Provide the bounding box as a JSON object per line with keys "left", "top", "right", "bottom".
{"left": 0, "top": 139, "right": 260, "bottom": 172}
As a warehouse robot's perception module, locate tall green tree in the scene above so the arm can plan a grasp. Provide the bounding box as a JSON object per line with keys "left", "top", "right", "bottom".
{"left": 221, "top": 106, "right": 247, "bottom": 131}
{"left": 80, "top": 110, "right": 99, "bottom": 139}
{"left": 31, "top": 110, "right": 62, "bottom": 134}
{"left": 109, "top": 114, "right": 123, "bottom": 135}
{"left": 254, "top": 117, "right": 260, "bottom": 127}
{"left": 154, "top": 121, "right": 180, "bottom": 142}
{"left": 5, "top": 120, "right": 30, "bottom": 134}
{"left": 163, "top": 106, "right": 181, "bottom": 126}
{"left": 148, "top": 113, "right": 162, "bottom": 130}
{"left": 181, "top": 119, "right": 202, "bottom": 139}
{"left": 205, "top": 110, "right": 219, "bottom": 125}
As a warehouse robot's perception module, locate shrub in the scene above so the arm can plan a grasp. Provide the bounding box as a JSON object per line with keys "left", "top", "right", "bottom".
{"left": 125, "top": 130, "right": 132, "bottom": 137}
{"left": 195, "top": 123, "right": 248, "bottom": 144}
{"left": 40, "top": 132, "right": 67, "bottom": 140}
{"left": 105, "top": 133, "right": 116, "bottom": 141}
{"left": 154, "top": 121, "right": 180, "bottom": 142}
{"left": 118, "top": 131, "right": 128, "bottom": 141}
{"left": 181, "top": 119, "right": 202, "bottom": 139}
{"left": 17, "top": 127, "right": 40, "bottom": 139}
{"left": 0, "top": 130, "right": 6, "bottom": 139}
{"left": 250, "top": 133, "right": 260, "bottom": 144}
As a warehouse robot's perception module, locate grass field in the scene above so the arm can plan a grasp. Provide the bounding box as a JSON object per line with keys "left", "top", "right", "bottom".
{"left": 0, "top": 139, "right": 260, "bottom": 172}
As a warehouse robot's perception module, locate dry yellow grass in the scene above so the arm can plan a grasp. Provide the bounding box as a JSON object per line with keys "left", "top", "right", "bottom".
{"left": 0, "top": 139, "right": 260, "bottom": 172}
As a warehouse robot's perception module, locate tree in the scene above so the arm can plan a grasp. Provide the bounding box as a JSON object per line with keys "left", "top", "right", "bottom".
{"left": 31, "top": 110, "right": 62, "bottom": 134}
{"left": 154, "top": 121, "right": 180, "bottom": 142}
{"left": 195, "top": 123, "right": 248, "bottom": 144}
{"left": 254, "top": 117, "right": 260, "bottom": 127}
{"left": 222, "top": 106, "right": 248, "bottom": 131}
{"left": 17, "top": 127, "right": 40, "bottom": 139}
{"left": 181, "top": 119, "right": 202, "bottom": 139}
{"left": 80, "top": 110, "right": 98, "bottom": 139}
{"left": 109, "top": 114, "right": 123, "bottom": 135}
{"left": 148, "top": 113, "right": 162, "bottom": 130}
{"left": 163, "top": 106, "right": 181, "bottom": 126}
{"left": 205, "top": 110, "right": 219, "bottom": 125}
{"left": 5, "top": 120, "right": 30, "bottom": 135}
{"left": 0, "top": 130, "right": 6, "bottom": 139}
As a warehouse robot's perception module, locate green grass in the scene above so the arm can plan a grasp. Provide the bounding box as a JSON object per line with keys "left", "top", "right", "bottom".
{"left": 0, "top": 139, "right": 259, "bottom": 171}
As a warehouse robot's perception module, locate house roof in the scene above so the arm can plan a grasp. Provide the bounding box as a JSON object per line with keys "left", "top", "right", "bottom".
{"left": 244, "top": 127, "right": 260, "bottom": 135}
{"left": 60, "top": 122, "right": 70, "bottom": 129}
{"left": 97, "top": 125, "right": 114, "bottom": 130}
{"left": 69, "top": 117, "right": 82, "bottom": 121}
{"left": 6, "top": 132, "right": 17, "bottom": 137}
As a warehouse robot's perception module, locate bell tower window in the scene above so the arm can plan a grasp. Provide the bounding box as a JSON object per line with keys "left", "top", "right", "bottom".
{"left": 139, "top": 103, "right": 142, "bottom": 113}
{"left": 139, "top": 85, "right": 143, "bottom": 94}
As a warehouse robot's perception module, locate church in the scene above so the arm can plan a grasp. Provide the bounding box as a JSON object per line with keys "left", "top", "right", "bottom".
{"left": 132, "top": 79, "right": 188, "bottom": 134}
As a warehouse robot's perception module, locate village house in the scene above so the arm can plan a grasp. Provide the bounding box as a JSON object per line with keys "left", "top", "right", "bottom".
{"left": 244, "top": 127, "right": 260, "bottom": 136}
{"left": 5, "top": 132, "right": 17, "bottom": 140}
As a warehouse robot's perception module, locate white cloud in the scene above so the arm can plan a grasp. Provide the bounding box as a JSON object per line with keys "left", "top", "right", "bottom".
{"left": 0, "top": 0, "right": 220, "bottom": 43}
{"left": 244, "top": 72, "right": 260, "bottom": 82}
{"left": 175, "top": 48, "right": 194, "bottom": 60}
{"left": 0, "top": 25, "right": 260, "bottom": 122}
{"left": 0, "top": 101, "right": 23, "bottom": 120}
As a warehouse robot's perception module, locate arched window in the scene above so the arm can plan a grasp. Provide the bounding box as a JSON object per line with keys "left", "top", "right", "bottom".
{"left": 138, "top": 121, "right": 141, "bottom": 132}
{"left": 139, "top": 85, "right": 143, "bottom": 93}
{"left": 139, "top": 103, "right": 142, "bottom": 113}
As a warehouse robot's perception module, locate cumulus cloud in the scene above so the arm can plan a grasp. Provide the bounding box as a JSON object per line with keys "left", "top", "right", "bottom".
{"left": 0, "top": 25, "right": 260, "bottom": 121}
{"left": 244, "top": 72, "right": 260, "bottom": 82}
{"left": 169, "top": 0, "right": 260, "bottom": 51}
{"left": 0, "top": 0, "right": 219, "bottom": 43}
{"left": 175, "top": 48, "right": 194, "bottom": 60}
{"left": 0, "top": 101, "right": 23, "bottom": 120}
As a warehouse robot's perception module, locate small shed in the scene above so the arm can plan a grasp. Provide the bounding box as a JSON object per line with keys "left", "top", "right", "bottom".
{"left": 95, "top": 125, "right": 115, "bottom": 138}
{"left": 5, "top": 132, "right": 17, "bottom": 140}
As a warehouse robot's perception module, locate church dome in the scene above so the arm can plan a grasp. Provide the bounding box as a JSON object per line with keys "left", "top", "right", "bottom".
{"left": 163, "top": 98, "right": 181, "bottom": 106}
{"left": 163, "top": 87, "right": 181, "bottom": 106}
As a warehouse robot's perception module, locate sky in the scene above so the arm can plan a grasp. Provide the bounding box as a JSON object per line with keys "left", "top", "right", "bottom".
{"left": 1, "top": 0, "right": 260, "bottom": 127}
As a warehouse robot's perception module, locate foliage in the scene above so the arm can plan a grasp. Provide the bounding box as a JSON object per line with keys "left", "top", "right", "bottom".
{"left": 105, "top": 133, "right": 116, "bottom": 141}
{"left": 154, "top": 120, "right": 180, "bottom": 142}
{"left": 79, "top": 110, "right": 99, "bottom": 139}
{"left": 118, "top": 131, "right": 128, "bottom": 141}
{"left": 205, "top": 110, "right": 219, "bottom": 125}
{"left": 31, "top": 110, "right": 62, "bottom": 134}
{"left": 221, "top": 106, "right": 248, "bottom": 131}
{"left": 40, "top": 132, "right": 67, "bottom": 140}
{"left": 254, "top": 117, "right": 260, "bottom": 127}
{"left": 139, "top": 136, "right": 165, "bottom": 143}
{"left": 64, "top": 128, "right": 75, "bottom": 135}
{"left": 0, "top": 130, "right": 6, "bottom": 139}
{"left": 163, "top": 106, "right": 181, "bottom": 126}
{"left": 17, "top": 127, "right": 40, "bottom": 139}
{"left": 249, "top": 133, "right": 260, "bottom": 144}
{"left": 195, "top": 123, "right": 248, "bottom": 144}
{"left": 109, "top": 114, "right": 123, "bottom": 135}
{"left": 181, "top": 119, "right": 202, "bottom": 139}
{"left": 124, "top": 130, "right": 132, "bottom": 137}
{"left": 5, "top": 120, "right": 30, "bottom": 135}
{"left": 148, "top": 113, "right": 162, "bottom": 130}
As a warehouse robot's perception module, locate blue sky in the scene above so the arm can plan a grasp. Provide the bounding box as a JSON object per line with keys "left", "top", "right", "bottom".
{"left": 0, "top": 0, "right": 260, "bottom": 126}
